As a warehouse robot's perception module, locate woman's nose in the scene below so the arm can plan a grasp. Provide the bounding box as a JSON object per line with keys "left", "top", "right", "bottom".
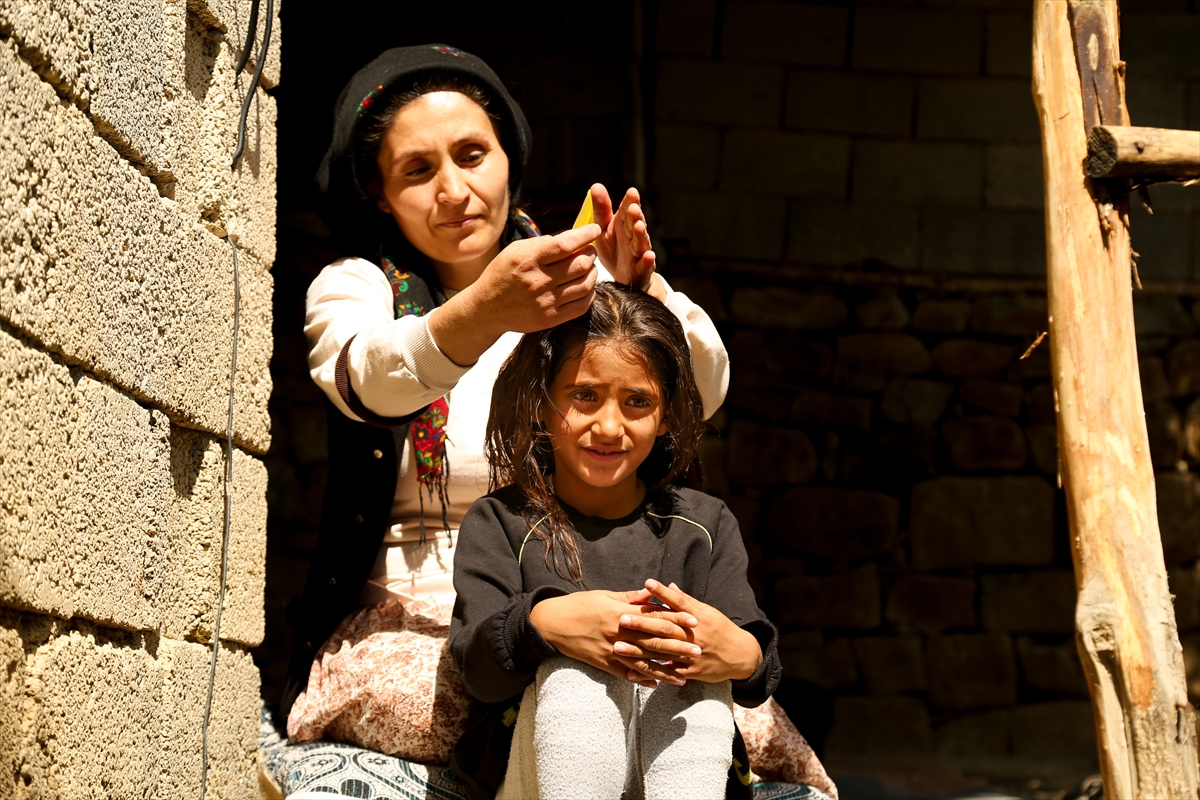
{"left": 436, "top": 165, "right": 470, "bottom": 205}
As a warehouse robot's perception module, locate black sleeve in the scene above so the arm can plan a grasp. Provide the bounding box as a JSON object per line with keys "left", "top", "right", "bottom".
{"left": 705, "top": 501, "right": 782, "bottom": 708}
{"left": 450, "top": 499, "right": 567, "bottom": 704}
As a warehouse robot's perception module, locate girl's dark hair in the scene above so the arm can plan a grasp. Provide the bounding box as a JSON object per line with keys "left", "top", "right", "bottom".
{"left": 485, "top": 282, "right": 708, "bottom": 583}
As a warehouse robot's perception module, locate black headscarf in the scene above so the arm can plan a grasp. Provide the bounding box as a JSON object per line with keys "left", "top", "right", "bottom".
{"left": 316, "top": 44, "right": 533, "bottom": 272}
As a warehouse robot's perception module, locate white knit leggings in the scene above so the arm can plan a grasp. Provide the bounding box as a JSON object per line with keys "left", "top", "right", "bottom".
{"left": 496, "top": 657, "right": 735, "bottom": 800}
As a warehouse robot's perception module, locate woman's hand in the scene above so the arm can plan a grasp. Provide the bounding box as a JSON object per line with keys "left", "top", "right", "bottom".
{"left": 590, "top": 184, "right": 666, "bottom": 302}
{"left": 428, "top": 225, "right": 600, "bottom": 366}
{"left": 529, "top": 589, "right": 701, "bottom": 689}
{"left": 613, "top": 579, "right": 762, "bottom": 686}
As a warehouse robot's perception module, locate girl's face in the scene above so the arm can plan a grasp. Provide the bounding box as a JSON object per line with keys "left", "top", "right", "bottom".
{"left": 374, "top": 91, "right": 510, "bottom": 277}
{"left": 542, "top": 343, "right": 669, "bottom": 503}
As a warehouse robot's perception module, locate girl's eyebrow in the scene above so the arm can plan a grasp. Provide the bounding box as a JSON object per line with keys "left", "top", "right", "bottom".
{"left": 566, "top": 381, "right": 657, "bottom": 395}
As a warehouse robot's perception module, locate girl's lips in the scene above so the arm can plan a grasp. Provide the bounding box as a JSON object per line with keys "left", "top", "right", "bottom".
{"left": 583, "top": 446, "right": 625, "bottom": 462}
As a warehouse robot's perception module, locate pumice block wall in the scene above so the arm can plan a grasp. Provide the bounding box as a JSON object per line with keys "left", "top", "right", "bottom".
{"left": 0, "top": 0, "right": 277, "bottom": 795}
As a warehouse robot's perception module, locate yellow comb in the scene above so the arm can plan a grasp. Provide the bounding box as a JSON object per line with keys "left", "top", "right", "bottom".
{"left": 572, "top": 191, "right": 595, "bottom": 230}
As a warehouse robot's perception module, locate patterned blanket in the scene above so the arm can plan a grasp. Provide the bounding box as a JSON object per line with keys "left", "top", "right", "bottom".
{"left": 260, "top": 708, "right": 834, "bottom": 800}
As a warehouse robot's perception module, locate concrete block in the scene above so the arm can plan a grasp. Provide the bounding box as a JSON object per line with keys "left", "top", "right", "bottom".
{"left": 786, "top": 71, "right": 914, "bottom": 137}
{"left": 729, "top": 329, "right": 835, "bottom": 387}
{"left": 935, "top": 709, "right": 1011, "bottom": 758}
{"left": 720, "top": 129, "right": 850, "bottom": 197}
{"left": 927, "top": 633, "right": 1017, "bottom": 711}
{"left": 911, "top": 476, "right": 1055, "bottom": 569}
{"left": 853, "top": 142, "right": 984, "bottom": 207}
{"left": 656, "top": 58, "right": 783, "bottom": 126}
{"left": 653, "top": 124, "right": 720, "bottom": 189}
{"left": 986, "top": 12, "right": 1032, "bottom": 77}
{"left": 662, "top": 275, "right": 727, "bottom": 321}
{"left": 1016, "top": 637, "right": 1088, "bottom": 696}
{"left": 986, "top": 143, "right": 1043, "bottom": 209}
{"left": 1171, "top": 564, "right": 1200, "bottom": 631}
{"left": 1147, "top": 400, "right": 1185, "bottom": 468}
{"left": 942, "top": 415, "right": 1029, "bottom": 471}
{"left": 727, "top": 421, "right": 818, "bottom": 487}
{"left": 855, "top": 292, "right": 910, "bottom": 331}
{"left": 656, "top": 0, "right": 716, "bottom": 56}
{"left": 1158, "top": 471, "right": 1200, "bottom": 564}
{"left": 982, "top": 571, "right": 1076, "bottom": 633}
{"left": 1010, "top": 702, "right": 1098, "bottom": 763}
{"left": 0, "top": 609, "right": 259, "bottom": 798}
{"left": 1188, "top": 396, "right": 1200, "bottom": 464}
{"left": 853, "top": 636, "right": 927, "bottom": 696}
{"left": 730, "top": 287, "right": 847, "bottom": 329}
{"left": 787, "top": 201, "right": 920, "bottom": 268}
{"left": 972, "top": 293, "right": 1048, "bottom": 338}
{"left": 852, "top": 7, "right": 983, "bottom": 75}
{"left": 913, "top": 300, "right": 972, "bottom": 334}
{"left": 189, "top": 0, "right": 280, "bottom": 88}
{"left": 886, "top": 574, "right": 978, "bottom": 633}
{"left": 0, "top": 327, "right": 265, "bottom": 645}
{"left": 725, "top": 383, "right": 793, "bottom": 424}
{"left": 1121, "top": 14, "right": 1200, "bottom": 78}
{"left": 922, "top": 209, "right": 1046, "bottom": 275}
{"left": 779, "top": 636, "right": 858, "bottom": 691}
{"left": 932, "top": 339, "right": 1015, "bottom": 377}
{"left": 722, "top": 2, "right": 847, "bottom": 66}
{"left": 1142, "top": 355, "right": 1172, "bottom": 403}
{"left": 789, "top": 389, "right": 874, "bottom": 429}
{"left": 767, "top": 487, "right": 900, "bottom": 560}
{"left": 1130, "top": 212, "right": 1197, "bottom": 283}
{"left": 0, "top": 1, "right": 278, "bottom": 264}
{"left": 881, "top": 378, "right": 954, "bottom": 425}
{"left": 774, "top": 564, "right": 881, "bottom": 630}
{"left": 959, "top": 378, "right": 1023, "bottom": 417}
{"left": 837, "top": 333, "right": 932, "bottom": 375}
{"left": 1134, "top": 295, "right": 1195, "bottom": 338}
{"left": 1126, "top": 78, "right": 1190, "bottom": 129}
{"left": 917, "top": 78, "right": 1040, "bottom": 142}
{"left": 0, "top": 41, "right": 272, "bottom": 451}
{"left": 1027, "top": 423, "right": 1058, "bottom": 475}
{"left": 657, "top": 190, "right": 786, "bottom": 260}
{"left": 826, "top": 696, "right": 933, "bottom": 757}
{"left": 1168, "top": 339, "right": 1200, "bottom": 397}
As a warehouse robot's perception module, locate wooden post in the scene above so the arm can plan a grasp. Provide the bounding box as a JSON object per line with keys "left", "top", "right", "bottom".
{"left": 1087, "top": 125, "right": 1200, "bottom": 180}
{"left": 1033, "top": 1, "right": 1200, "bottom": 796}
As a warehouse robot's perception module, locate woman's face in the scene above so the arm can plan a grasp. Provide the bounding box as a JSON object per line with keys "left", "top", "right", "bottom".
{"left": 374, "top": 91, "right": 510, "bottom": 273}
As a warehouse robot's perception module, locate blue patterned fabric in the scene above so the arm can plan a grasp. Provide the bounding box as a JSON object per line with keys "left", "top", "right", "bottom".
{"left": 261, "top": 707, "right": 832, "bottom": 800}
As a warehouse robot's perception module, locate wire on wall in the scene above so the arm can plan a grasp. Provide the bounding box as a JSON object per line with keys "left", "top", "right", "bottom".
{"left": 200, "top": 0, "right": 268, "bottom": 792}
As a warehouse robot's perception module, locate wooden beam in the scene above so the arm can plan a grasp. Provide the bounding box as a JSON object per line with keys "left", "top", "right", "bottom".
{"left": 1087, "top": 125, "right": 1200, "bottom": 180}
{"left": 1033, "top": 1, "right": 1200, "bottom": 796}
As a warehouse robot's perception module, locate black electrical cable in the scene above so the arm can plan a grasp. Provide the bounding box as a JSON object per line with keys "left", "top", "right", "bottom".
{"left": 199, "top": 1, "right": 263, "bottom": 792}
{"left": 199, "top": 235, "right": 240, "bottom": 800}
{"left": 234, "top": 0, "right": 261, "bottom": 75}
{"left": 231, "top": 0, "right": 273, "bottom": 168}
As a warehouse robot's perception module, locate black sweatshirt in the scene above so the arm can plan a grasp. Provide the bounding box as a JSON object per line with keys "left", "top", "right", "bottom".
{"left": 449, "top": 484, "right": 782, "bottom": 706}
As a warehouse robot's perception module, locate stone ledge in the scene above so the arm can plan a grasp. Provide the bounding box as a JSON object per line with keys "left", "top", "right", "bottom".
{"left": 0, "top": 0, "right": 277, "bottom": 265}
{"left": 0, "top": 609, "right": 259, "bottom": 799}
{"left": 0, "top": 39, "right": 272, "bottom": 451}
{"left": 0, "top": 325, "right": 265, "bottom": 646}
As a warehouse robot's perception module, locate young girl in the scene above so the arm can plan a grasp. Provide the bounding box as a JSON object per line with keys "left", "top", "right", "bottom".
{"left": 450, "top": 282, "right": 781, "bottom": 800}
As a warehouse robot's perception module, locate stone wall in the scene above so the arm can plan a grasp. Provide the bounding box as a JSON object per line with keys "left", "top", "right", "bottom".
{"left": 0, "top": 0, "right": 276, "bottom": 795}
{"left": 647, "top": 0, "right": 1200, "bottom": 781}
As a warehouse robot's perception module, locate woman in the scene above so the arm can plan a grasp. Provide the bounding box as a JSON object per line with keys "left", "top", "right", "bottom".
{"left": 280, "top": 44, "right": 728, "bottom": 720}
